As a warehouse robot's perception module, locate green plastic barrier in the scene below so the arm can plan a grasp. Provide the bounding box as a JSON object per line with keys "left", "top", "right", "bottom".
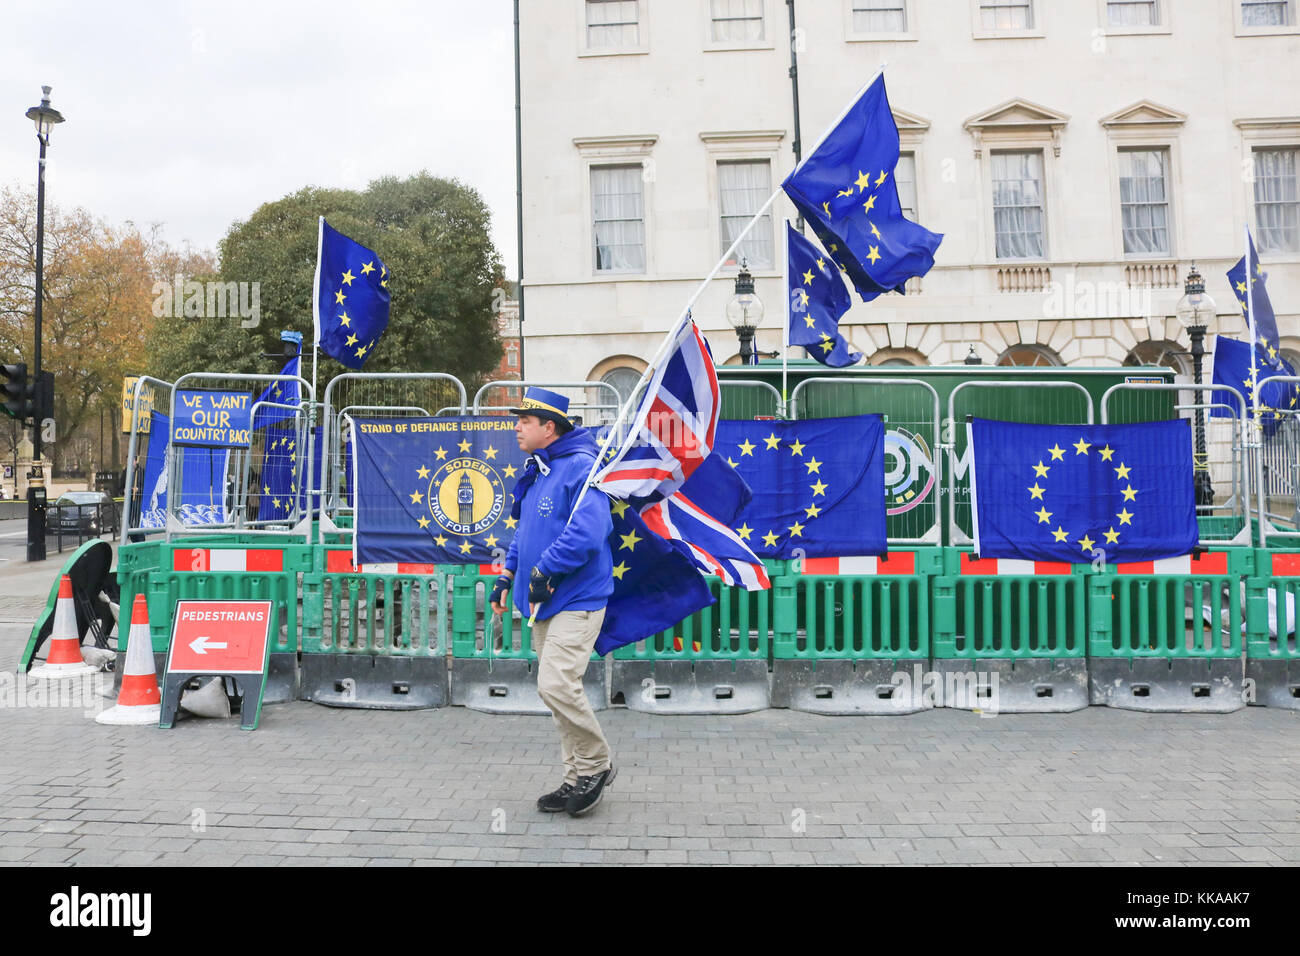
{"left": 929, "top": 549, "right": 1089, "bottom": 712}
{"left": 1087, "top": 548, "right": 1251, "bottom": 712}
{"left": 770, "top": 550, "right": 940, "bottom": 715}
{"left": 1245, "top": 549, "right": 1300, "bottom": 709}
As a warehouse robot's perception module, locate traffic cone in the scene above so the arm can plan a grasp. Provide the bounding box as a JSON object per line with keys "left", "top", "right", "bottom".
{"left": 95, "top": 594, "right": 161, "bottom": 725}
{"left": 30, "top": 576, "right": 98, "bottom": 680}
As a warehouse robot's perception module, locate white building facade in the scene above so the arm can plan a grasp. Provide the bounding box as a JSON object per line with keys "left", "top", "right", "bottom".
{"left": 517, "top": 0, "right": 1300, "bottom": 397}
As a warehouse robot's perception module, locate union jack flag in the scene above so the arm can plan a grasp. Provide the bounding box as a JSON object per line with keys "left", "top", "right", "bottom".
{"left": 593, "top": 314, "right": 769, "bottom": 592}
{"left": 595, "top": 313, "right": 719, "bottom": 502}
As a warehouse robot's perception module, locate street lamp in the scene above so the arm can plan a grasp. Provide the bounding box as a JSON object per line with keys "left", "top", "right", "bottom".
{"left": 24, "top": 85, "right": 64, "bottom": 562}
{"left": 726, "top": 259, "right": 764, "bottom": 365}
{"left": 1174, "top": 262, "right": 1216, "bottom": 512}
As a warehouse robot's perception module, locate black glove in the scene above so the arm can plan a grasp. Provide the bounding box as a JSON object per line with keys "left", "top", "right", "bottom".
{"left": 489, "top": 574, "right": 512, "bottom": 608}
{"left": 528, "top": 567, "right": 555, "bottom": 604}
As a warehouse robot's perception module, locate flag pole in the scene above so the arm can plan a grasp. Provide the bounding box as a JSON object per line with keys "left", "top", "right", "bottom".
{"left": 781, "top": 220, "right": 790, "bottom": 417}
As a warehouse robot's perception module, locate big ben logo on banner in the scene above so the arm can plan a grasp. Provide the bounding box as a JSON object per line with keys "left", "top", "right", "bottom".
{"left": 351, "top": 416, "right": 526, "bottom": 565}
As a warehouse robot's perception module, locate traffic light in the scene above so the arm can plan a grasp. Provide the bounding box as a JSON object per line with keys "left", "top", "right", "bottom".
{"left": 2, "top": 363, "right": 33, "bottom": 421}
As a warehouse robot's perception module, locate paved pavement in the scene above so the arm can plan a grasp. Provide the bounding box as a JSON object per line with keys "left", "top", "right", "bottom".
{"left": 2, "top": 550, "right": 1298, "bottom": 866}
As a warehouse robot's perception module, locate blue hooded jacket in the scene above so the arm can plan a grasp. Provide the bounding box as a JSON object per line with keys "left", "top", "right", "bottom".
{"left": 504, "top": 427, "right": 614, "bottom": 619}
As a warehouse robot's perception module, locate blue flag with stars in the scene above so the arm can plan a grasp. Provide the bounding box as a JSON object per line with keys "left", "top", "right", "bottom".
{"left": 787, "top": 222, "right": 861, "bottom": 368}
{"left": 715, "top": 416, "right": 886, "bottom": 558}
{"left": 1227, "top": 232, "right": 1280, "bottom": 353}
{"left": 782, "top": 74, "right": 942, "bottom": 303}
{"left": 313, "top": 218, "right": 391, "bottom": 370}
{"left": 252, "top": 355, "right": 302, "bottom": 433}
{"left": 970, "top": 418, "right": 1198, "bottom": 564}
{"left": 1211, "top": 335, "right": 1298, "bottom": 439}
{"left": 351, "top": 417, "right": 526, "bottom": 565}
{"left": 255, "top": 424, "right": 330, "bottom": 521}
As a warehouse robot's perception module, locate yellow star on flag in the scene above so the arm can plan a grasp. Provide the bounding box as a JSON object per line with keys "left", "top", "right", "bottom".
{"left": 345, "top": 334, "right": 358, "bottom": 346}
{"left": 788, "top": 439, "right": 805, "bottom": 456}
{"left": 484, "top": 446, "right": 498, "bottom": 460}
{"left": 355, "top": 344, "right": 367, "bottom": 358}
{"left": 334, "top": 289, "right": 346, "bottom": 305}
{"left": 459, "top": 540, "right": 473, "bottom": 555}
{"left": 736, "top": 523, "right": 752, "bottom": 540}
{"left": 409, "top": 490, "right": 423, "bottom": 504}
{"left": 339, "top": 311, "right": 352, "bottom": 327}
{"left": 1035, "top": 506, "right": 1052, "bottom": 524}
{"left": 762, "top": 530, "right": 780, "bottom": 547}
{"left": 727, "top": 457, "right": 738, "bottom": 468}
{"left": 1073, "top": 438, "right": 1091, "bottom": 455}
{"left": 612, "top": 561, "right": 629, "bottom": 580}
{"left": 1052, "top": 526, "right": 1069, "bottom": 542}
{"left": 802, "top": 269, "right": 814, "bottom": 286}
{"left": 435, "top": 446, "right": 448, "bottom": 460}
{"left": 434, "top": 534, "right": 448, "bottom": 547}
{"left": 610, "top": 499, "right": 629, "bottom": 519}
{"left": 805, "top": 503, "right": 821, "bottom": 518}
{"left": 417, "top": 465, "right": 430, "bottom": 479}
{"left": 1028, "top": 482, "right": 1045, "bottom": 500}
{"left": 361, "top": 261, "right": 375, "bottom": 275}
{"left": 619, "top": 529, "right": 641, "bottom": 551}
{"left": 484, "top": 534, "right": 499, "bottom": 548}
{"left": 875, "top": 170, "right": 888, "bottom": 187}
{"left": 1121, "top": 486, "right": 1137, "bottom": 501}
{"left": 869, "top": 221, "right": 881, "bottom": 239}
{"left": 418, "top": 517, "right": 430, "bottom": 529}
{"left": 1099, "top": 445, "right": 1115, "bottom": 461}
{"left": 503, "top": 464, "right": 517, "bottom": 478}
{"left": 1079, "top": 534, "right": 1096, "bottom": 552}
{"left": 764, "top": 433, "right": 780, "bottom": 450}
{"left": 1103, "top": 527, "right": 1120, "bottom": 544}
{"left": 504, "top": 517, "right": 517, "bottom": 530}
{"left": 1049, "top": 444, "right": 1065, "bottom": 461}
{"left": 820, "top": 338, "right": 834, "bottom": 354}
{"left": 271, "top": 497, "right": 281, "bottom": 510}
{"left": 1116, "top": 508, "right": 1134, "bottom": 525}
{"left": 810, "top": 479, "right": 828, "bottom": 497}
{"left": 788, "top": 521, "right": 804, "bottom": 537}
{"left": 862, "top": 194, "right": 876, "bottom": 214}
{"left": 458, "top": 439, "right": 472, "bottom": 453}
{"left": 805, "top": 457, "right": 822, "bottom": 474}
{"left": 1115, "top": 463, "right": 1132, "bottom": 480}
{"left": 341, "top": 269, "right": 355, "bottom": 286}
{"left": 854, "top": 169, "right": 872, "bottom": 191}
{"left": 866, "top": 245, "right": 881, "bottom": 265}
{"left": 738, "top": 438, "right": 756, "bottom": 456}
{"left": 1033, "top": 461, "right": 1050, "bottom": 478}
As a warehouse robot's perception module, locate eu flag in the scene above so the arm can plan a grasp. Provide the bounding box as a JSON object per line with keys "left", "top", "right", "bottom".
{"left": 597, "top": 500, "right": 717, "bottom": 656}
{"left": 1211, "top": 335, "right": 1298, "bottom": 438}
{"left": 782, "top": 74, "right": 942, "bottom": 302}
{"left": 252, "top": 355, "right": 302, "bottom": 433}
{"left": 313, "top": 218, "right": 391, "bottom": 370}
{"left": 970, "top": 418, "right": 1198, "bottom": 564}
{"left": 1227, "top": 232, "right": 1280, "bottom": 353}
{"left": 255, "top": 424, "right": 326, "bottom": 521}
{"left": 352, "top": 416, "right": 525, "bottom": 565}
{"left": 715, "top": 416, "right": 887, "bottom": 559}
{"left": 786, "top": 222, "right": 861, "bottom": 368}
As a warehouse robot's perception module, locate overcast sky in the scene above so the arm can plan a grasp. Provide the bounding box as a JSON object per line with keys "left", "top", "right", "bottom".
{"left": 0, "top": 0, "right": 519, "bottom": 273}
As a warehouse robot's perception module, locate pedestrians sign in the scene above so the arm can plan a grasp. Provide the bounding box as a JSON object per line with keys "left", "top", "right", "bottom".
{"left": 160, "top": 600, "right": 274, "bottom": 730}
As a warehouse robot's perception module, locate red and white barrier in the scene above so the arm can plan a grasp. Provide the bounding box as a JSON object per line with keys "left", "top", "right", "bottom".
{"left": 1116, "top": 553, "right": 1228, "bottom": 575}
{"left": 801, "top": 553, "right": 917, "bottom": 575}
{"left": 173, "top": 548, "right": 283, "bottom": 572}
{"left": 959, "top": 555, "right": 1073, "bottom": 576}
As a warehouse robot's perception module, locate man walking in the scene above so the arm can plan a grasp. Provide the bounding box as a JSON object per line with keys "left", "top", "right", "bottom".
{"left": 490, "top": 387, "right": 616, "bottom": 816}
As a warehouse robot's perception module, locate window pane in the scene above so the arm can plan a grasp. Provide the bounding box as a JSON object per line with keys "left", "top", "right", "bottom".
{"left": 980, "top": 0, "right": 1033, "bottom": 30}
{"left": 587, "top": 0, "right": 639, "bottom": 47}
{"left": 1242, "top": 1, "right": 1290, "bottom": 26}
{"left": 853, "top": 1, "right": 907, "bottom": 32}
{"left": 711, "top": 0, "right": 764, "bottom": 41}
{"left": 719, "top": 160, "right": 774, "bottom": 269}
{"left": 1119, "top": 149, "right": 1171, "bottom": 255}
{"left": 592, "top": 166, "right": 646, "bottom": 272}
{"left": 992, "top": 151, "right": 1045, "bottom": 259}
{"left": 1255, "top": 147, "right": 1299, "bottom": 252}
{"left": 896, "top": 152, "right": 917, "bottom": 221}
{"left": 1107, "top": 1, "right": 1158, "bottom": 25}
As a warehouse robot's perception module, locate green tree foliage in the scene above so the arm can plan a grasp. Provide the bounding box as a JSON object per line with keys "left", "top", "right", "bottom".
{"left": 145, "top": 173, "right": 505, "bottom": 391}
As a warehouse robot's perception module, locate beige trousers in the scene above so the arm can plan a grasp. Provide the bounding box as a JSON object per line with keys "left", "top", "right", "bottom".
{"left": 532, "top": 608, "right": 611, "bottom": 784}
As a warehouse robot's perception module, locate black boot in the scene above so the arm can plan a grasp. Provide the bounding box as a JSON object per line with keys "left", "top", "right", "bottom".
{"left": 566, "top": 766, "right": 616, "bottom": 816}
{"left": 536, "top": 781, "right": 576, "bottom": 813}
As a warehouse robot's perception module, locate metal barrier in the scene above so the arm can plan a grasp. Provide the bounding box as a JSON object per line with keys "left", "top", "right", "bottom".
{"left": 719, "top": 379, "right": 783, "bottom": 419}
{"left": 1255, "top": 375, "right": 1300, "bottom": 544}
{"left": 299, "top": 549, "right": 452, "bottom": 709}
{"left": 448, "top": 565, "right": 606, "bottom": 715}
{"left": 167, "top": 372, "right": 316, "bottom": 541}
{"left": 609, "top": 569, "right": 776, "bottom": 714}
{"left": 930, "top": 550, "right": 1090, "bottom": 712}
{"left": 790, "top": 377, "right": 942, "bottom": 544}
{"left": 472, "top": 380, "right": 621, "bottom": 426}
{"left": 771, "top": 550, "right": 941, "bottom": 715}
{"left": 947, "top": 380, "right": 1093, "bottom": 545}
{"left": 320, "top": 372, "right": 468, "bottom": 526}
{"left": 1101, "top": 381, "right": 1252, "bottom": 547}
{"left": 1087, "top": 548, "right": 1250, "bottom": 712}
{"left": 121, "top": 375, "right": 174, "bottom": 545}
{"left": 1246, "top": 549, "right": 1300, "bottom": 709}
